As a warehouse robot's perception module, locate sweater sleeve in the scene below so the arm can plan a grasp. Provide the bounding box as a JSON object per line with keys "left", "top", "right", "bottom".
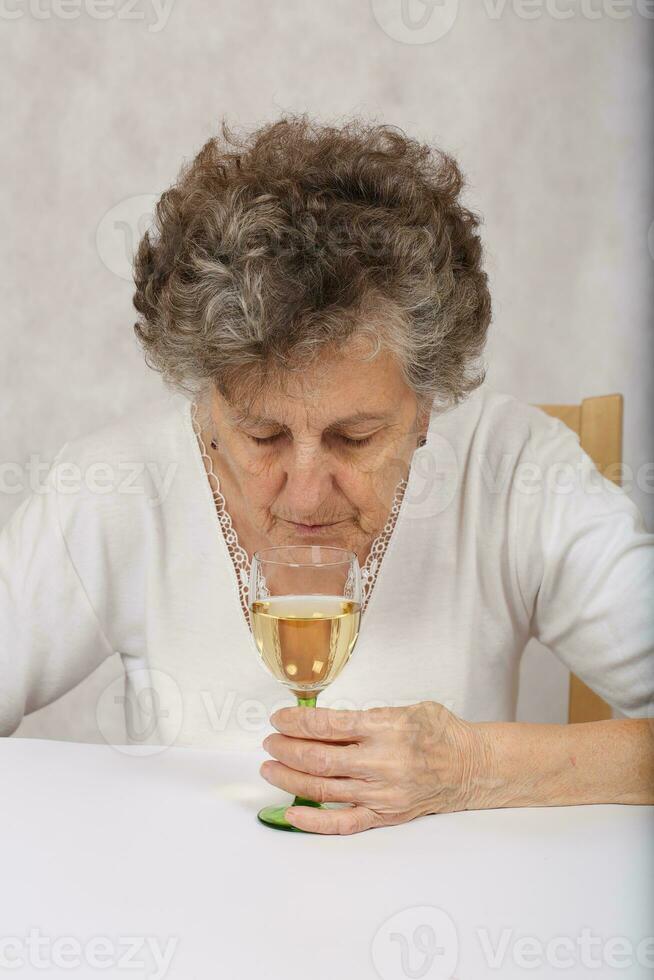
{"left": 513, "top": 410, "right": 654, "bottom": 719}
{"left": 0, "top": 453, "right": 116, "bottom": 736}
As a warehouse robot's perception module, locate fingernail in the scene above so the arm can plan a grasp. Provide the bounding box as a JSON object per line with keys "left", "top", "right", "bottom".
{"left": 285, "top": 808, "right": 297, "bottom": 823}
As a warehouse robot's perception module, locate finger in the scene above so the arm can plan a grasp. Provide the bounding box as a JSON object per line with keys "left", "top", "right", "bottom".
{"left": 270, "top": 706, "right": 369, "bottom": 742}
{"left": 263, "top": 734, "right": 366, "bottom": 778}
{"left": 284, "top": 803, "right": 383, "bottom": 835}
{"left": 260, "top": 760, "right": 365, "bottom": 804}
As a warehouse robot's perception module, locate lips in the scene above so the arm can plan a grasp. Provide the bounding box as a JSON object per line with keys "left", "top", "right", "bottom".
{"left": 286, "top": 519, "right": 345, "bottom": 532}
{"left": 291, "top": 521, "right": 335, "bottom": 529}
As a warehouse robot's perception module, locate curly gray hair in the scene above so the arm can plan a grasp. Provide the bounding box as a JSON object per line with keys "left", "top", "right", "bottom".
{"left": 132, "top": 112, "right": 492, "bottom": 415}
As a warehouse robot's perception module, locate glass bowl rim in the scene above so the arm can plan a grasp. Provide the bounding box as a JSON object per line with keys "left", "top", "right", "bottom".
{"left": 251, "top": 545, "right": 358, "bottom": 567}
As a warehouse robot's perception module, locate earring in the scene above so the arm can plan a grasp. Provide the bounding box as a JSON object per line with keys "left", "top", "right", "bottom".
{"left": 418, "top": 435, "right": 427, "bottom": 448}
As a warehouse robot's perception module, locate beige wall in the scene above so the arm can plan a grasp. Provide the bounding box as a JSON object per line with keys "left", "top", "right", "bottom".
{"left": 4, "top": 1, "right": 652, "bottom": 740}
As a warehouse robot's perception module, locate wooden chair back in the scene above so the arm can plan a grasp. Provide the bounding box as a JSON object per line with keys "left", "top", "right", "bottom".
{"left": 534, "top": 394, "right": 623, "bottom": 723}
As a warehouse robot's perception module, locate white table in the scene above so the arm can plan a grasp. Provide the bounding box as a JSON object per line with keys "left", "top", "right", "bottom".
{"left": 1, "top": 737, "right": 652, "bottom": 980}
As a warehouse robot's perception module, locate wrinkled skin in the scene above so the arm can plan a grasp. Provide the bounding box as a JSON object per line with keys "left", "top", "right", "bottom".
{"left": 198, "top": 337, "right": 431, "bottom": 568}
{"left": 260, "top": 701, "right": 493, "bottom": 835}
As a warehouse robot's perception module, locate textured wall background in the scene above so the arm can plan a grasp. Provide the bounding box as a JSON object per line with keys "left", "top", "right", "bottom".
{"left": 3, "top": 0, "right": 652, "bottom": 742}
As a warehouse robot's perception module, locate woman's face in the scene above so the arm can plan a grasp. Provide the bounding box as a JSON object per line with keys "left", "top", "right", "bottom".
{"left": 202, "top": 342, "right": 430, "bottom": 562}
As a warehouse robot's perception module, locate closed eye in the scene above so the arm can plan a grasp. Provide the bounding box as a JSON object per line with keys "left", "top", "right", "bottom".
{"left": 248, "top": 433, "right": 375, "bottom": 448}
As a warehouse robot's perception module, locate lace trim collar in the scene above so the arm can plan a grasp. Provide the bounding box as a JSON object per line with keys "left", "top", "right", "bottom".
{"left": 190, "top": 400, "right": 409, "bottom": 630}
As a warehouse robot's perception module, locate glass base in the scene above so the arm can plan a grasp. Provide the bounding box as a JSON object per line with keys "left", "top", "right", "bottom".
{"left": 257, "top": 800, "right": 325, "bottom": 832}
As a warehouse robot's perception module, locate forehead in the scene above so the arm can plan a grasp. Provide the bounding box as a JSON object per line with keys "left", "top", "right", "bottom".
{"left": 224, "top": 344, "right": 412, "bottom": 428}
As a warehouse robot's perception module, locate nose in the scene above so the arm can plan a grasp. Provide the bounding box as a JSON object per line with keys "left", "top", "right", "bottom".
{"left": 282, "top": 445, "right": 337, "bottom": 521}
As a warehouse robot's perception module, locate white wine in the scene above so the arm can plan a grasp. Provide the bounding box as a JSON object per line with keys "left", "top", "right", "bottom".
{"left": 250, "top": 594, "right": 362, "bottom": 698}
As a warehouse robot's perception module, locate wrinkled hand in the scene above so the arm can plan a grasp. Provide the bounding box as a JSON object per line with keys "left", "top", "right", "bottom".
{"left": 260, "top": 701, "right": 491, "bottom": 835}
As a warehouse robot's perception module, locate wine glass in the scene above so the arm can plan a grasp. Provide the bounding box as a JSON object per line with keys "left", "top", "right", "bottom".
{"left": 248, "top": 545, "right": 363, "bottom": 832}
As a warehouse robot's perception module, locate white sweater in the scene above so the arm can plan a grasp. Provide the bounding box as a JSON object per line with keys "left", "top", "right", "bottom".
{"left": 1, "top": 383, "right": 652, "bottom": 749}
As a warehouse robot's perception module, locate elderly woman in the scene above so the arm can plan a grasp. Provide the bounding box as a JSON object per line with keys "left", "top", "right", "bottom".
{"left": 2, "top": 115, "right": 653, "bottom": 835}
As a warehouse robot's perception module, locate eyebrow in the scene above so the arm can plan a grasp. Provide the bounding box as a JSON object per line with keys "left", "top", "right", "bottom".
{"left": 232, "top": 410, "right": 392, "bottom": 429}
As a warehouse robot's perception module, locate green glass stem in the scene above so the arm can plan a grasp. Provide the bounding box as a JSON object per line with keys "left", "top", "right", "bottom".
{"left": 257, "top": 691, "right": 325, "bottom": 831}
{"left": 290, "top": 694, "right": 321, "bottom": 809}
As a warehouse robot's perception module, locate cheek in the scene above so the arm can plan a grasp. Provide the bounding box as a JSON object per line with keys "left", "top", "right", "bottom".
{"left": 339, "top": 470, "right": 393, "bottom": 520}
{"left": 227, "top": 447, "right": 281, "bottom": 503}
{"left": 355, "top": 458, "right": 407, "bottom": 513}
{"left": 242, "top": 472, "right": 280, "bottom": 510}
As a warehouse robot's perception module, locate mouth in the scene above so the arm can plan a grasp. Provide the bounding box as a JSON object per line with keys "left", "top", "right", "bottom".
{"left": 285, "top": 519, "right": 346, "bottom": 534}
